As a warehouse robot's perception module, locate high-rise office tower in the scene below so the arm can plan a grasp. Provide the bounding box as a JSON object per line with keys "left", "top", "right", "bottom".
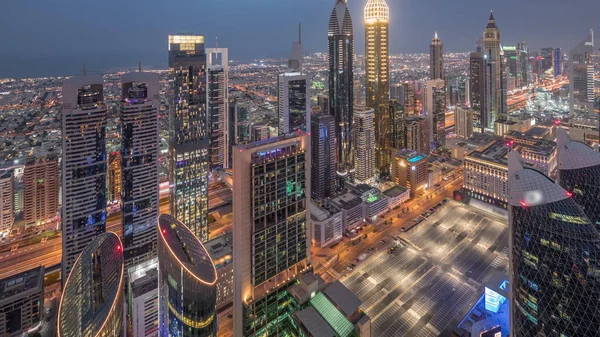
{"left": 364, "top": 0, "right": 390, "bottom": 175}
{"left": 353, "top": 106, "right": 375, "bottom": 183}
{"left": 508, "top": 151, "right": 600, "bottom": 337}
{"left": 328, "top": 0, "right": 355, "bottom": 178}
{"left": 455, "top": 105, "right": 474, "bottom": 139}
{"left": 233, "top": 133, "right": 311, "bottom": 337}
{"left": 469, "top": 52, "right": 487, "bottom": 132}
{"left": 430, "top": 31, "right": 444, "bottom": 80}
{"left": 279, "top": 26, "right": 310, "bottom": 135}
{"left": 157, "top": 214, "right": 218, "bottom": 337}
{"left": 503, "top": 45, "right": 520, "bottom": 89}
{"left": 482, "top": 12, "right": 505, "bottom": 131}
{"left": 404, "top": 115, "right": 431, "bottom": 154}
{"left": 425, "top": 79, "right": 446, "bottom": 149}
{"left": 120, "top": 71, "right": 160, "bottom": 268}
{"left": 541, "top": 47, "right": 554, "bottom": 74}
{"left": 557, "top": 128, "right": 600, "bottom": 229}
{"left": 311, "top": 114, "right": 337, "bottom": 199}
{"left": 0, "top": 169, "right": 13, "bottom": 233}
{"left": 568, "top": 29, "right": 595, "bottom": 113}
{"left": 228, "top": 100, "right": 251, "bottom": 167}
{"left": 403, "top": 81, "right": 416, "bottom": 115}
{"left": 206, "top": 47, "right": 229, "bottom": 170}
{"left": 58, "top": 232, "right": 124, "bottom": 337}
{"left": 61, "top": 74, "right": 108, "bottom": 280}
{"left": 107, "top": 151, "right": 121, "bottom": 204}
{"left": 23, "top": 152, "right": 59, "bottom": 227}
{"left": 517, "top": 41, "right": 529, "bottom": 87}
{"left": 553, "top": 48, "right": 563, "bottom": 78}
{"left": 168, "top": 34, "right": 210, "bottom": 242}
{"left": 389, "top": 100, "right": 406, "bottom": 150}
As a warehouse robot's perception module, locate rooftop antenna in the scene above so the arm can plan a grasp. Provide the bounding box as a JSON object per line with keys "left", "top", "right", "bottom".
{"left": 138, "top": 61, "right": 142, "bottom": 72}
{"left": 82, "top": 63, "right": 87, "bottom": 76}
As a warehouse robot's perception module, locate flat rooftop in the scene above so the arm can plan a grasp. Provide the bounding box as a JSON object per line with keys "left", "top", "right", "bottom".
{"left": 382, "top": 185, "right": 409, "bottom": 198}
{"left": 0, "top": 266, "right": 43, "bottom": 302}
{"left": 329, "top": 192, "right": 363, "bottom": 210}
{"left": 204, "top": 232, "right": 233, "bottom": 261}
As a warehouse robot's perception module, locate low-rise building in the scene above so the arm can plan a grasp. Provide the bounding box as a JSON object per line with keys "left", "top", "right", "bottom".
{"left": 310, "top": 200, "right": 343, "bottom": 248}
{"left": 391, "top": 150, "right": 429, "bottom": 196}
{"left": 0, "top": 267, "right": 44, "bottom": 337}
{"left": 382, "top": 185, "right": 410, "bottom": 210}
{"left": 350, "top": 184, "right": 388, "bottom": 223}
{"left": 327, "top": 192, "right": 364, "bottom": 230}
{"left": 205, "top": 233, "right": 233, "bottom": 309}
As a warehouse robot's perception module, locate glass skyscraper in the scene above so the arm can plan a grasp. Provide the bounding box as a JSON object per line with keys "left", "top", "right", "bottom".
{"left": 311, "top": 113, "right": 337, "bottom": 199}
{"left": 168, "top": 34, "right": 210, "bottom": 242}
{"left": 158, "top": 214, "right": 218, "bottom": 337}
{"left": 508, "top": 151, "right": 600, "bottom": 336}
{"left": 328, "top": 0, "right": 354, "bottom": 179}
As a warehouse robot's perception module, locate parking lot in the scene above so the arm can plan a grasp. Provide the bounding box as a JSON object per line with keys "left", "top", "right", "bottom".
{"left": 341, "top": 201, "right": 508, "bottom": 336}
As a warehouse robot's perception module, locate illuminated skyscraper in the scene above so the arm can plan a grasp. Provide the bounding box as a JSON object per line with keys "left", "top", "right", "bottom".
{"left": 58, "top": 232, "right": 124, "bottom": 337}
{"left": 206, "top": 47, "right": 229, "bottom": 170}
{"left": 157, "top": 214, "right": 218, "bottom": 337}
{"left": 23, "top": 151, "right": 59, "bottom": 227}
{"left": 508, "top": 151, "right": 600, "bottom": 337}
{"left": 61, "top": 74, "right": 108, "bottom": 281}
{"left": 517, "top": 41, "right": 529, "bottom": 87}
{"left": 404, "top": 115, "right": 430, "bottom": 155}
{"left": 168, "top": 34, "right": 210, "bottom": 242}
{"left": 482, "top": 12, "right": 505, "bottom": 131}
{"left": 279, "top": 26, "right": 310, "bottom": 135}
{"left": 430, "top": 31, "right": 443, "bottom": 80}
{"left": 568, "top": 29, "right": 595, "bottom": 113}
{"left": 469, "top": 52, "right": 487, "bottom": 132}
{"left": 311, "top": 113, "right": 337, "bottom": 199}
{"left": 364, "top": 0, "right": 390, "bottom": 175}
{"left": 228, "top": 100, "right": 251, "bottom": 167}
{"left": 233, "top": 133, "right": 311, "bottom": 337}
{"left": 388, "top": 100, "right": 405, "bottom": 151}
{"left": 353, "top": 106, "right": 375, "bottom": 183}
{"left": 557, "top": 128, "right": 600, "bottom": 229}
{"left": 0, "top": 169, "right": 13, "bottom": 234}
{"left": 328, "top": 0, "right": 354, "bottom": 178}
{"left": 424, "top": 79, "right": 446, "bottom": 149}
{"left": 120, "top": 71, "right": 160, "bottom": 268}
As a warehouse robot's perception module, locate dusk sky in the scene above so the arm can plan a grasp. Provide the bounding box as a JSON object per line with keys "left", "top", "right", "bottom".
{"left": 0, "top": 0, "right": 598, "bottom": 77}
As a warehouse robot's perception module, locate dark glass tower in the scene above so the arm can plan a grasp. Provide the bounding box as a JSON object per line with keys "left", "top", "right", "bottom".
{"left": 328, "top": 0, "right": 354, "bottom": 178}
{"left": 469, "top": 52, "right": 487, "bottom": 133}
{"left": 557, "top": 128, "right": 600, "bottom": 230}
{"left": 168, "top": 34, "right": 210, "bottom": 242}
{"left": 311, "top": 114, "right": 337, "bottom": 199}
{"left": 508, "top": 151, "right": 600, "bottom": 336}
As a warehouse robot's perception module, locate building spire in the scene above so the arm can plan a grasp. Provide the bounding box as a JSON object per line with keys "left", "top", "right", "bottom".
{"left": 434, "top": 31, "right": 438, "bottom": 39}
{"left": 138, "top": 61, "right": 142, "bottom": 72}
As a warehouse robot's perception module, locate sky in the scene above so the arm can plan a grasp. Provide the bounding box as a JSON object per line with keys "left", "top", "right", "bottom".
{"left": 0, "top": 0, "right": 598, "bottom": 78}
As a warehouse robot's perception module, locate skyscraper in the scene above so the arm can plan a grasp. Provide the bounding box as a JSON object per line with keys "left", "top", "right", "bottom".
{"left": 568, "top": 29, "right": 595, "bottom": 113}
{"left": 233, "top": 133, "right": 311, "bottom": 337}
{"left": 206, "top": 47, "right": 229, "bottom": 170}
{"left": 0, "top": 169, "right": 13, "bottom": 234}
{"left": 482, "top": 12, "right": 505, "bottom": 131}
{"left": 553, "top": 48, "right": 563, "bottom": 78}
{"left": 455, "top": 105, "right": 474, "bottom": 139}
{"left": 353, "top": 106, "right": 375, "bottom": 183}
{"left": 425, "top": 79, "right": 446, "bottom": 149}
{"left": 556, "top": 128, "right": 600, "bottom": 229}
{"left": 430, "top": 31, "right": 444, "bottom": 80}
{"left": 541, "top": 47, "right": 554, "bottom": 74}
{"left": 469, "top": 52, "right": 487, "bottom": 133}
{"left": 388, "top": 100, "right": 406, "bottom": 150}
{"left": 503, "top": 45, "right": 519, "bottom": 89}
{"left": 517, "top": 41, "right": 529, "bottom": 87}
{"left": 311, "top": 114, "right": 337, "bottom": 199}
{"left": 329, "top": 0, "right": 354, "bottom": 178}
{"left": 168, "top": 34, "right": 210, "bottom": 242}
{"left": 61, "top": 74, "right": 108, "bottom": 280}
{"left": 228, "top": 99, "right": 251, "bottom": 167}
{"left": 23, "top": 151, "right": 58, "bottom": 227}
{"left": 508, "top": 151, "right": 600, "bottom": 337}
{"left": 157, "top": 214, "right": 218, "bottom": 337}
{"left": 404, "top": 115, "right": 431, "bottom": 155}
{"left": 120, "top": 71, "right": 160, "bottom": 268}
{"left": 278, "top": 27, "right": 310, "bottom": 135}
{"left": 364, "top": 0, "right": 390, "bottom": 175}
{"left": 58, "top": 232, "right": 124, "bottom": 337}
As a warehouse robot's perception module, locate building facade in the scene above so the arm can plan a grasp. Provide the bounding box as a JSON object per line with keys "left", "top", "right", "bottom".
{"left": 206, "top": 47, "right": 229, "bottom": 170}
{"left": 430, "top": 31, "right": 443, "bottom": 80}
{"left": 353, "top": 106, "right": 375, "bottom": 183}
{"left": 311, "top": 114, "right": 337, "bottom": 199}
{"left": 455, "top": 105, "right": 474, "bottom": 139}
{"left": 228, "top": 99, "right": 251, "bottom": 167}
{"left": 391, "top": 150, "right": 428, "bottom": 196}
{"left": 310, "top": 200, "right": 343, "bottom": 248}
{"left": 61, "top": 74, "right": 108, "bottom": 280}
{"left": 508, "top": 151, "right": 600, "bottom": 337}
{"left": 251, "top": 124, "right": 269, "bottom": 142}
{"left": 388, "top": 100, "right": 406, "bottom": 151}
{"left": 168, "top": 34, "right": 210, "bottom": 242}
{"left": 483, "top": 12, "right": 505, "bottom": 131}
{"left": 568, "top": 29, "right": 595, "bottom": 113}
{"left": 328, "top": 0, "right": 355, "bottom": 177}
{"left": 157, "top": 214, "right": 218, "bottom": 337}
{"left": 279, "top": 31, "right": 310, "bottom": 136}
{"left": 120, "top": 71, "right": 160, "bottom": 268}
{"left": 58, "top": 232, "right": 124, "bottom": 337}
{"left": 0, "top": 170, "right": 13, "bottom": 234}
{"left": 0, "top": 267, "right": 44, "bottom": 337}
{"left": 23, "top": 153, "right": 59, "bottom": 227}
{"left": 404, "top": 115, "right": 431, "bottom": 155}
{"left": 205, "top": 233, "right": 234, "bottom": 310}
{"left": 233, "top": 133, "right": 311, "bottom": 337}
{"left": 128, "top": 261, "right": 159, "bottom": 337}
{"left": 425, "top": 79, "right": 446, "bottom": 149}
{"left": 469, "top": 52, "right": 487, "bottom": 132}
{"left": 364, "top": 0, "right": 390, "bottom": 175}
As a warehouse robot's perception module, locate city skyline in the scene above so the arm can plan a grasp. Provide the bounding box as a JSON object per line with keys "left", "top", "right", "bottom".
{"left": 1, "top": 0, "right": 599, "bottom": 78}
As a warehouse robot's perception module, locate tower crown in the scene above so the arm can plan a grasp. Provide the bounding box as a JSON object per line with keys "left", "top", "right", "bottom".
{"left": 329, "top": 0, "right": 354, "bottom": 36}
{"left": 364, "top": 0, "right": 389, "bottom": 23}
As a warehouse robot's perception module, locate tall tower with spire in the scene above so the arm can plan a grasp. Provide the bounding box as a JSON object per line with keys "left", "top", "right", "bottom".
{"left": 364, "top": 0, "right": 390, "bottom": 176}
{"left": 328, "top": 0, "right": 354, "bottom": 181}
{"left": 430, "top": 31, "right": 444, "bottom": 80}
{"left": 483, "top": 11, "right": 505, "bottom": 131}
